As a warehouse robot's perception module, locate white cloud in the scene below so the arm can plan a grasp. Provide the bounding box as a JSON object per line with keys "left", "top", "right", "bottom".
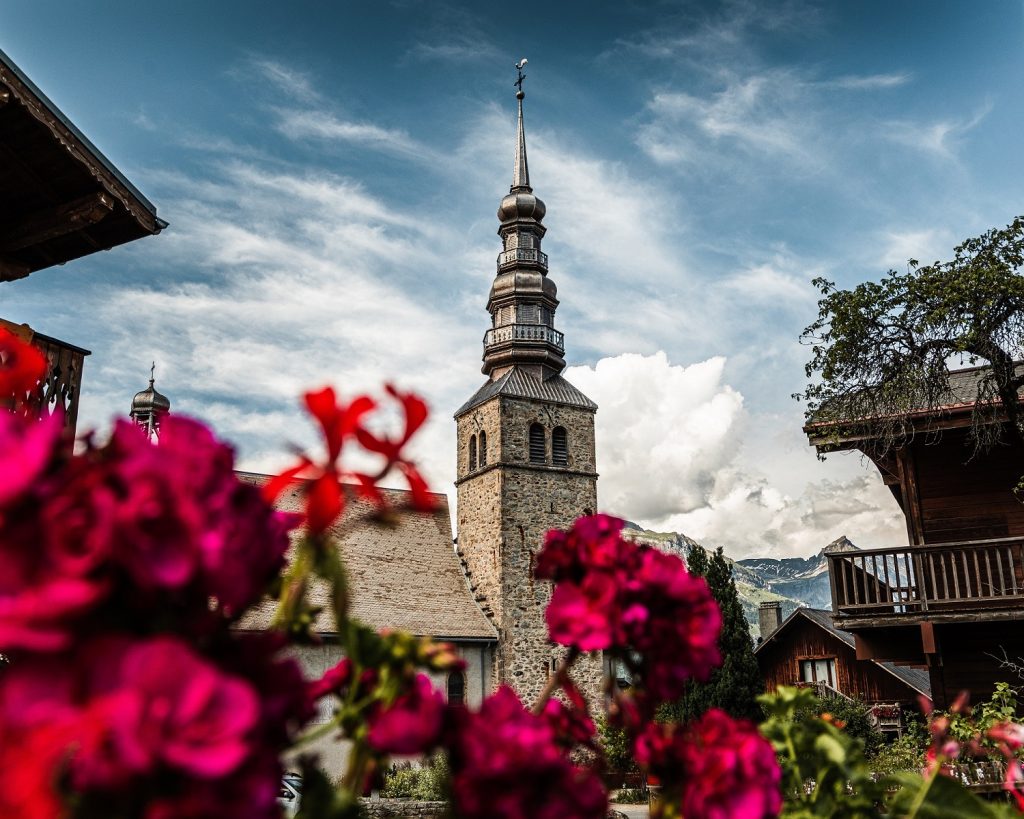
{"left": 272, "top": 108, "right": 434, "bottom": 160}
{"left": 248, "top": 58, "right": 320, "bottom": 102}
{"left": 565, "top": 351, "right": 906, "bottom": 558}
{"left": 567, "top": 353, "right": 745, "bottom": 521}
{"left": 883, "top": 101, "right": 993, "bottom": 159}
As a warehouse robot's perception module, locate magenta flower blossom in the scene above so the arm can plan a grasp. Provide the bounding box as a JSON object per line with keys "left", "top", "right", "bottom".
{"left": 81, "top": 637, "right": 259, "bottom": 782}
{"left": 367, "top": 673, "right": 446, "bottom": 755}
{"left": 636, "top": 710, "right": 781, "bottom": 819}
{"left": 537, "top": 514, "right": 721, "bottom": 703}
{"left": 447, "top": 685, "right": 607, "bottom": 819}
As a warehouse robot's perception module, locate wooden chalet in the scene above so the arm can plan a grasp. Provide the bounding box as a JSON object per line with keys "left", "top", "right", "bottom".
{"left": 0, "top": 48, "right": 164, "bottom": 436}
{"left": 756, "top": 605, "right": 930, "bottom": 733}
{"left": 806, "top": 367, "right": 1024, "bottom": 707}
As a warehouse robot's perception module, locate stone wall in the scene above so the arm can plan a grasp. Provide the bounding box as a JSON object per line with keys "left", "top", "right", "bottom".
{"left": 455, "top": 392, "right": 602, "bottom": 704}
{"left": 359, "top": 799, "right": 447, "bottom": 818}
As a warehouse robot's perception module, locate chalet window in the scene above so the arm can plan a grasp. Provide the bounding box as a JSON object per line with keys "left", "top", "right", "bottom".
{"left": 552, "top": 427, "right": 568, "bottom": 467}
{"left": 469, "top": 435, "right": 477, "bottom": 471}
{"left": 479, "top": 430, "right": 487, "bottom": 467}
{"left": 529, "top": 423, "right": 546, "bottom": 464}
{"left": 800, "top": 658, "right": 837, "bottom": 690}
{"left": 447, "top": 670, "right": 466, "bottom": 706}
{"left": 541, "top": 306, "right": 553, "bottom": 326}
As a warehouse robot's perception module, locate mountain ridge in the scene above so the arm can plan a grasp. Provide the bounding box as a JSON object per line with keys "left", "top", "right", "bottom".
{"left": 622, "top": 523, "right": 855, "bottom": 637}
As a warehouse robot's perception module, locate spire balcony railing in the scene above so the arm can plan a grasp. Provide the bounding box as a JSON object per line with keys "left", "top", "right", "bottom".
{"left": 826, "top": 536, "right": 1024, "bottom": 621}
{"left": 484, "top": 323, "right": 564, "bottom": 352}
{"left": 498, "top": 247, "right": 548, "bottom": 270}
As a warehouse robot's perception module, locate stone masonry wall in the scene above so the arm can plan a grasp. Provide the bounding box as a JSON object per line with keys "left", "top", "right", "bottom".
{"left": 455, "top": 392, "right": 602, "bottom": 705}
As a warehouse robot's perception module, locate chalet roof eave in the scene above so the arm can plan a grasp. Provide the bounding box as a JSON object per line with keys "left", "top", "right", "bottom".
{"left": 0, "top": 47, "right": 163, "bottom": 233}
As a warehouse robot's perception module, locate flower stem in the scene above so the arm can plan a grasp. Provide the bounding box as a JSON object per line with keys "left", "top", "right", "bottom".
{"left": 530, "top": 646, "right": 581, "bottom": 716}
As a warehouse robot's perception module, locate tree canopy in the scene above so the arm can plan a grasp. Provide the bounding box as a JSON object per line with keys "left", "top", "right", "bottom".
{"left": 799, "top": 216, "right": 1024, "bottom": 455}
{"left": 663, "top": 545, "right": 762, "bottom": 723}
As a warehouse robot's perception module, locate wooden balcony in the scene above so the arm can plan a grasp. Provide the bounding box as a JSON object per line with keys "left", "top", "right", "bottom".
{"left": 827, "top": 537, "right": 1024, "bottom": 626}
{"left": 2, "top": 319, "right": 89, "bottom": 439}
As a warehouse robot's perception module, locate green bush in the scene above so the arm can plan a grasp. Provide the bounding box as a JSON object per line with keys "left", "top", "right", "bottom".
{"left": 867, "top": 718, "right": 926, "bottom": 776}
{"left": 379, "top": 754, "right": 449, "bottom": 801}
{"left": 595, "top": 715, "right": 638, "bottom": 774}
{"left": 792, "top": 691, "right": 885, "bottom": 758}
{"left": 612, "top": 787, "right": 648, "bottom": 804}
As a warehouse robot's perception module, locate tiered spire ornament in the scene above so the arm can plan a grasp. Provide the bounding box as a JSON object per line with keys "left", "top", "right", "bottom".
{"left": 130, "top": 362, "right": 171, "bottom": 440}
{"left": 482, "top": 60, "right": 566, "bottom": 380}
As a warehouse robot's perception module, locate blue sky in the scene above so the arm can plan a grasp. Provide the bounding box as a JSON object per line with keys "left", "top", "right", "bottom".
{"left": 3, "top": 0, "right": 1023, "bottom": 558}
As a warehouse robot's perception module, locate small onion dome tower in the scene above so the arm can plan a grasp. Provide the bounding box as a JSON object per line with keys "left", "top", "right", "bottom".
{"left": 483, "top": 73, "right": 565, "bottom": 379}
{"left": 130, "top": 363, "right": 170, "bottom": 439}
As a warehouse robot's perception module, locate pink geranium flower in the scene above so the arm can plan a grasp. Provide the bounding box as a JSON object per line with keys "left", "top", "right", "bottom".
{"left": 367, "top": 673, "right": 446, "bottom": 755}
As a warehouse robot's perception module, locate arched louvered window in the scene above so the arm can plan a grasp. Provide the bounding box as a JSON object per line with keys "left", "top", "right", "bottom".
{"left": 468, "top": 435, "right": 477, "bottom": 471}
{"left": 479, "top": 430, "right": 487, "bottom": 467}
{"left": 447, "top": 670, "right": 466, "bottom": 706}
{"left": 529, "top": 423, "right": 546, "bottom": 464}
{"left": 552, "top": 426, "right": 568, "bottom": 467}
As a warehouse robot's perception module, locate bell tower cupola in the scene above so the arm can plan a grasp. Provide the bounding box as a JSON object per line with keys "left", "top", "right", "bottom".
{"left": 483, "top": 70, "right": 565, "bottom": 380}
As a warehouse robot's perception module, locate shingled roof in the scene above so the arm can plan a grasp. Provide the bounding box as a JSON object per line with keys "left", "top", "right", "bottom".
{"left": 236, "top": 473, "right": 496, "bottom": 641}
{"left": 456, "top": 365, "right": 597, "bottom": 417}
{"left": 756, "top": 607, "right": 931, "bottom": 697}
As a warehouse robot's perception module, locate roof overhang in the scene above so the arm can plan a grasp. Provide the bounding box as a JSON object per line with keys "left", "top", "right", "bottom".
{"left": 0, "top": 48, "right": 165, "bottom": 280}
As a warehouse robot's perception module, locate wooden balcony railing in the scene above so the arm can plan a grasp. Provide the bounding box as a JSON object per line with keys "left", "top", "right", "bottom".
{"left": 2, "top": 319, "right": 89, "bottom": 439}
{"left": 827, "top": 537, "right": 1024, "bottom": 618}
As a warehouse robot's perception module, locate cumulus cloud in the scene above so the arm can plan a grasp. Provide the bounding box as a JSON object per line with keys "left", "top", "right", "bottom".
{"left": 566, "top": 352, "right": 745, "bottom": 520}
{"left": 567, "top": 351, "right": 906, "bottom": 558}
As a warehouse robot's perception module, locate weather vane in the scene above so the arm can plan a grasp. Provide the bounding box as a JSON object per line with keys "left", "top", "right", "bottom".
{"left": 514, "top": 58, "right": 528, "bottom": 95}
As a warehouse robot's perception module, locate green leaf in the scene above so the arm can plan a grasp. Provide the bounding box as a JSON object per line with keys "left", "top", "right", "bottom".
{"left": 885, "top": 771, "right": 1006, "bottom": 818}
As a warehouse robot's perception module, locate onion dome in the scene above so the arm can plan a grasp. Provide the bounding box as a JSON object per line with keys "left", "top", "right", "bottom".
{"left": 130, "top": 363, "right": 170, "bottom": 438}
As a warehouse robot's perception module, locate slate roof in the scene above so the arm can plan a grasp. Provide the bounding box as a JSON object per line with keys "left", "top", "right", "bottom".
{"left": 456, "top": 366, "right": 597, "bottom": 417}
{"left": 235, "top": 473, "right": 497, "bottom": 641}
{"left": 756, "top": 607, "right": 932, "bottom": 697}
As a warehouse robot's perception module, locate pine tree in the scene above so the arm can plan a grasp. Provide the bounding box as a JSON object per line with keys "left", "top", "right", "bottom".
{"left": 664, "top": 545, "right": 763, "bottom": 723}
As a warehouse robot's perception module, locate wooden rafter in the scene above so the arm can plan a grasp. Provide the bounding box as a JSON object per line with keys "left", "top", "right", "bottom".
{"left": 0, "top": 192, "right": 113, "bottom": 252}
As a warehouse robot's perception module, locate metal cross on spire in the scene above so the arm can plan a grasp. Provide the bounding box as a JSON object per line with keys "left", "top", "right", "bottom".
{"left": 149, "top": 361, "right": 156, "bottom": 384}
{"left": 514, "top": 58, "right": 527, "bottom": 95}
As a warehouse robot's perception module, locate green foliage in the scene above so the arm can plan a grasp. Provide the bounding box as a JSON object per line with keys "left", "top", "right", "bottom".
{"left": 596, "top": 715, "right": 638, "bottom": 774}
{"left": 794, "top": 692, "right": 885, "bottom": 758}
{"left": 942, "top": 682, "right": 1020, "bottom": 747}
{"left": 760, "top": 686, "right": 884, "bottom": 817}
{"left": 867, "top": 716, "right": 927, "bottom": 776}
{"left": 380, "top": 755, "right": 449, "bottom": 801}
{"left": 760, "top": 686, "right": 1020, "bottom": 818}
{"left": 799, "top": 216, "right": 1024, "bottom": 457}
{"left": 663, "top": 545, "right": 762, "bottom": 722}
{"left": 884, "top": 770, "right": 1018, "bottom": 818}
{"left": 612, "top": 787, "right": 649, "bottom": 804}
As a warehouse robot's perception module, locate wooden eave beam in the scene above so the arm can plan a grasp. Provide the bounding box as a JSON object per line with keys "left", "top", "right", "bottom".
{"left": 0, "top": 256, "right": 30, "bottom": 282}
{"left": 0, "top": 192, "right": 114, "bottom": 252}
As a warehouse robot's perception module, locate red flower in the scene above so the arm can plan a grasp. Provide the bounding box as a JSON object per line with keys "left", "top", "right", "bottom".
{"left": 0, "top": 327, "right": 47, "bottom": 406}
{"left": 447, "top": 685, "right": 607, "bottom": 819}
{"left": 636, "top": 711, "right": 781, "bottom": 819}
{"left": 309, "top": 657, "right": 354, "bottom": 702}
{"left": 266, "top": 384, "right": 433, "bottom": 534}
{"left": 367, "top": 673, "right": 446, "bottom": 755}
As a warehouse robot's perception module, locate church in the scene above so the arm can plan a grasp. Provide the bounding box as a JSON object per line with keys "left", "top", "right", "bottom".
{"left": 128, "top": 78, "right": 604, "bottom": 767}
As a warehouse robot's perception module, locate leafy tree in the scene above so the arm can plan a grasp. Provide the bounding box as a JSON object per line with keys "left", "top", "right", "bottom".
{"left": 799, "top": 216, "right": 1024, "bottom": 457}
{"left": 664, "top": 545, "right": 762, "bottom": 722}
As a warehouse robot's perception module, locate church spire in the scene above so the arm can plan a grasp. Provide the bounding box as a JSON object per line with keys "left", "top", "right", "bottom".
{"left": 512, "top": 62, "right": 530, "bottom": 191}
{"left": 482, "top": 61, "right": 565, "bottom": 381}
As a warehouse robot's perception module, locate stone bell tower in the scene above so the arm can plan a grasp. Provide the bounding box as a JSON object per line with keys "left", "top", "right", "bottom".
{"left": 454, "top": 72, "right": 600, "bottom": 704}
